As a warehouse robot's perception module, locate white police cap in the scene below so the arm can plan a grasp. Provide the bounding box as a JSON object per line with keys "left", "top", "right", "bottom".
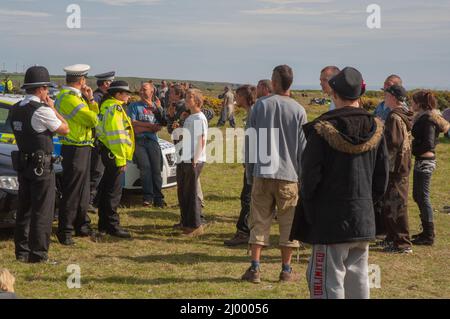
{"left": 63, "top": 64, "right": 91, "bottom": 77}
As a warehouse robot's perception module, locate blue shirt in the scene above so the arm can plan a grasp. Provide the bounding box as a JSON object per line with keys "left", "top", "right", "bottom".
{"left": 127, "top": 101, "right": 162, "bottom": 142}
{"left": 374, "top": 101, "right": 391, "bottom": 121}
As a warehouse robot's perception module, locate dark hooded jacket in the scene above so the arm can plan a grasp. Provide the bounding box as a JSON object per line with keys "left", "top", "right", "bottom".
{"left": 412, "top": 111, "right": 450, "bottom": 158}
{"left": 290, "top": 107, "right": 389, "bottom": 245}
{"left": 384, "top": 106, "right": 414, "bottom": 177}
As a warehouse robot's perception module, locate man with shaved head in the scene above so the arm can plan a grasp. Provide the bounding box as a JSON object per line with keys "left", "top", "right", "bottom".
{"left": 374, "top": 75, "right": 403, "bottom": 121}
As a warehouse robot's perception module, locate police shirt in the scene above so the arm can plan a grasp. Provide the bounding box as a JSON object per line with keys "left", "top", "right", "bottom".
{"left": 19, "top": 95, "right": 62, "bottom": 133}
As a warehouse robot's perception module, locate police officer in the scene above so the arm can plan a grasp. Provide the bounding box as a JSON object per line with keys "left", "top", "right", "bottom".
{"left": 88, "top": 71, "right": 115, "bottom": 213}
{"left": 55, "top": 64, "right": 99, "bottom": 245}
{"left": 1, "top": 75, "right": 14, "bottom": 94}
{"left": 10, "top": 66, "right": 69, "bottom": 263}
{"left": 96, "top": 81, "right": 134, "bottom": 238}
{"left": 93, "top": 71, "right": 115, "bottom": 104}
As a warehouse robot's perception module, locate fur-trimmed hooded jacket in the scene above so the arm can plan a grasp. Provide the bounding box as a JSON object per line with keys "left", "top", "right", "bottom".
{"left": 290, "top": 107, "right": 389, "bottom": 245}
{"left": 412, "top": 111, "right": 450, "bottom": 159}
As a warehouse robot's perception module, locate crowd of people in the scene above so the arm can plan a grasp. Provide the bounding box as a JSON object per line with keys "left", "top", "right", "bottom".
{"left": 2, "top": 62, "right": 450, "bottom": 299}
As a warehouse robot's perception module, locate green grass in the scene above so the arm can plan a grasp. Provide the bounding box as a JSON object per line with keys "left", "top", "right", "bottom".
{"left": 1, "top": 102, "right": 450, "bottom": 299}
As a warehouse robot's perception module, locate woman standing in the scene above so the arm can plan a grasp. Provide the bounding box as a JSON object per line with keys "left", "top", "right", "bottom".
{"left": 411, "top": 91, "right": 450, "bottom": 245}
{"left": 97, "top": 81, "right": 135, "bottom": 238}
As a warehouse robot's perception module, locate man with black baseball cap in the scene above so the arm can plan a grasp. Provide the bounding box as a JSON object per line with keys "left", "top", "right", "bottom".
{"left": 10, "top": 66, "right": 69, "bottom": 263}
{"left": 380, "top": 84, "right": 414, "bottom": 254}
{"left": 291, "top": 67, "right": 389, "bottom": 298}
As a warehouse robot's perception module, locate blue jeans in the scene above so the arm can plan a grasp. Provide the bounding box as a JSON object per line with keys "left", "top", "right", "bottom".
{"left": 134, "top": 138, "right": 164, "bottom": 203}
{"left": 413, "top": 159, "right": 436, "bottom": 223}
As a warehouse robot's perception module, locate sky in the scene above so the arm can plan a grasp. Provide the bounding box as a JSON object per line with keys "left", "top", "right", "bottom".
{"left": 1, "top": 0, "right": 450, "bottom": 89}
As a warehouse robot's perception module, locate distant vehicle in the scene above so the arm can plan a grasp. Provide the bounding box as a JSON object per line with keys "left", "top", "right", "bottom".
{"left": 309, "top": 97, "right": 331, "bottom": 106}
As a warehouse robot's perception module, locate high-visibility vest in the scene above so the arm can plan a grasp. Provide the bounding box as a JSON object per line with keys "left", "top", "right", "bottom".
{"left": 98, "top": 97, "right": 134, "bottom": 167}
{"left": 55, "top": 88, "right": 99, "bottom": 146}
{"left": 4, "top": 80, "right": 13, "bottom": 93}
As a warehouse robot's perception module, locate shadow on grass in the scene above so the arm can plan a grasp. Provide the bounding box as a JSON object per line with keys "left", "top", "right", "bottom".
{"left": 126, "top": 209, "right": 180, "bottom": 220}
{"left": 204, "top": 194, "right": 240, "bottom": 202}
{"left": 95, "top": 252, "right": 310, "bottom": 265}
{"left": 28, "top": 274, "right": 243, "bottom": 285}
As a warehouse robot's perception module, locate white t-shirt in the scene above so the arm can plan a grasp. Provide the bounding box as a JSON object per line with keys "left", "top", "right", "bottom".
{"left": 20, "top": 95, "right": 62, "bottom": 133}
{"left": 180, "top": 112, "right": 208, "bottom": 163}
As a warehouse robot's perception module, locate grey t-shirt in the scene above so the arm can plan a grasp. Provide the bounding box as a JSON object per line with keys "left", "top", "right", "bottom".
{"left": 246, "top": 94, "right": 307, "bottom": 184}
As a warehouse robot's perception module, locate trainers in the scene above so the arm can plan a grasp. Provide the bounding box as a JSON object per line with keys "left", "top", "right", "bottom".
{"left": 374, "top": 239, "right": 393, "bottom": 248}
{"left": 383, "top": 245, "right": 413, "bottom": 254}
{"left": 279, "top": 269, "right": 294, "bottom": 282}
{"left": 181, "top": 225, "right": 204, "bottom": 237}
{"left": 224, "top": 231, "right": 250, "bottom": 247}
{"left": 143, "top": 201, "right": 152, "bottom": 207}
{"left": 154, "top": 201, "right": 168, "bottom": 209}
{"left": 241, "top": 267, "right": 261, "bottom": 284}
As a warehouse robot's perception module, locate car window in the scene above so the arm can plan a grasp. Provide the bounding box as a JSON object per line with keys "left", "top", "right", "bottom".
{"left": 0, "top": 104, "right": 13, "bottom": 133}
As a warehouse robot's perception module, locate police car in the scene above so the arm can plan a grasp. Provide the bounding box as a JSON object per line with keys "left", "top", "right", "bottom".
{"left": 0, "top": 94, "right": 177, "bottom": 227}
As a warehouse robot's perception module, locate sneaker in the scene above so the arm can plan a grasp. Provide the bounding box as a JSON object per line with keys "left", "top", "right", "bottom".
{"left": 181, "top": 225, "right": 204, "bottom": 237}
{"left": 224, "top": 231, "right": 250, "bottom": 247}
{"left": 154, "top": 201, "right": 168, "bottom": 209}
{"left": 383, "top": 245, "right": 413, "bottom": 254}
{"left": 143, "top": 201, "right": 152, "bottom": 207}
{"left": 279, "top": 269, "right": 294, "bottom": 282}
{"left": 373, "top": 239, "right": 393, "bottom": 248}
{"left": 241, "top": 267, "right": 261, "bottom": 284}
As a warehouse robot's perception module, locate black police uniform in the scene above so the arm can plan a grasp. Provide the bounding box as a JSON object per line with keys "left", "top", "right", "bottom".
{"left": 10, "top": 100, "right": 56, "bottom": 263}
{"left": 89, "top": 88, "right": 106, "bottom": 209}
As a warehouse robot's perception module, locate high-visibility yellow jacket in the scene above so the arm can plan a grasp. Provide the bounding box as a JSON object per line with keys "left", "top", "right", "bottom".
{"left": 98, "top": 97, "right": 134, "bottom": 167}
{"left": 1, "top": 80, "right": 13, "bottom": 93}
{"left": 55, "top": 87, "right": 99, "bottom": 146}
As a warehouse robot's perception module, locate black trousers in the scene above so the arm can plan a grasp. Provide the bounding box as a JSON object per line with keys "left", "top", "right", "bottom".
{"left": 58, "top": 145, "right": 92, "bottom": 238}
{"left": 15, "top": 167, "right": 55, "bottom": 262}
{"left": 236, "top": 170, "right": 251, "bottom": 234}
{"left": 177, "top": 162, "right": 204, "bottom": 229}
{"left": 97, "top": 145, "right": 123, "bottom": 233}
{"left": 89, "top": 143, "right": 104, "bottom": 206}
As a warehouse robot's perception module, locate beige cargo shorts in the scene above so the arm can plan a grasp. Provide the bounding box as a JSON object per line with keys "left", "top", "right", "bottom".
{"left": 249, "top": 177, "right": 300, "bottom": 248}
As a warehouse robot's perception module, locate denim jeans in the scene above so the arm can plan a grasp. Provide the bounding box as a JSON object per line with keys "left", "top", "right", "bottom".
{"left": 413, "top": 159, "right": 436, "bottom": 223}
{"left": 134, "top": 137, "right": 164, "bottom": 203}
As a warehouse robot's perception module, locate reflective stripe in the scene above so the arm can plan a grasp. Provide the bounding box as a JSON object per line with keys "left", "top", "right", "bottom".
{"left": 106, "top": 130, "right": 129, "bottom": 136}
{"left": 60, "top": 136, "right": 92, "bottom": 145}
{"left": 65, "top": 103, "right": 86, "bottom": 120}
{"left": 55, "top": 92, "right": 71, "bottom": 113}
{"left": 109, "top": 139, "right": 132, "bottom": 146}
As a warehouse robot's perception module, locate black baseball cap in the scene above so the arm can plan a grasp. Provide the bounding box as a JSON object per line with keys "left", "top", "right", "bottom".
{"left": 385, "top": 85, "right": 408, "bottom": 102}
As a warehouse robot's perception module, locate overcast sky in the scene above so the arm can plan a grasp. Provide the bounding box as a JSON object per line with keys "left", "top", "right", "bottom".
{"left": 1, "top": 0, "right": 449, "bottom": 89}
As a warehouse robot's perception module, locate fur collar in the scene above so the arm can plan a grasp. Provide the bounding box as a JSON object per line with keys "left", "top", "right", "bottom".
{"left": 314, "top": 118, "right": 384, "bottom": 154}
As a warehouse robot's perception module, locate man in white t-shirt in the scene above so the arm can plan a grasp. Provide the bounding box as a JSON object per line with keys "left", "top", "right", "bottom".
{"left": 10, "top": 66, "right": 69, "bottom": 264}
{"left": 175, "top": 88, "right": 208, "bottom": 237}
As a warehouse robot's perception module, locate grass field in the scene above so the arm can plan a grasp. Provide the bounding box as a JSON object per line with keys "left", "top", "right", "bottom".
{"left": 0, "top": 101, "right": 449, "bottom": 299}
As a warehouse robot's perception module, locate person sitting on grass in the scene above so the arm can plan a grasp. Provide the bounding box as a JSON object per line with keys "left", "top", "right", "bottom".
{"left": 0, "top": 269, "right": 18, "bottom": 299}
{"left": 175, "top": 88, "right": 208, "bottom": 237}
